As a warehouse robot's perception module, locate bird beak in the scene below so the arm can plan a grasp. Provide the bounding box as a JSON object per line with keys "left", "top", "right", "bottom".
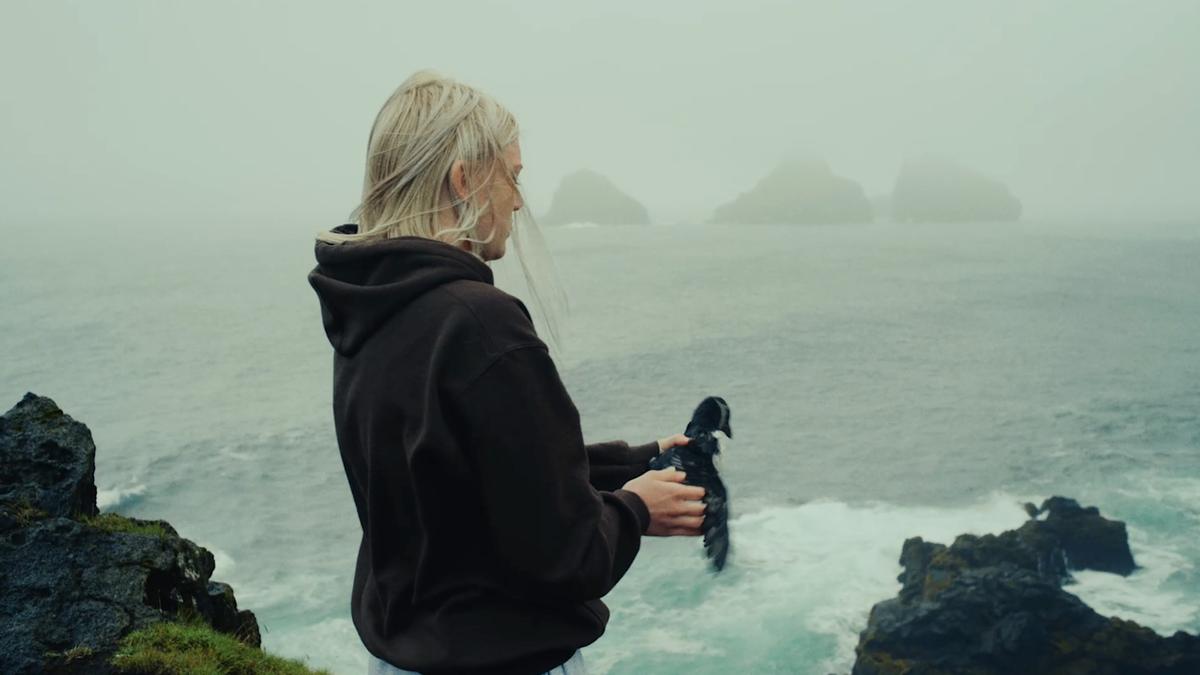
{"left": 721, "top": 423, "right": 733, "bottom": 439}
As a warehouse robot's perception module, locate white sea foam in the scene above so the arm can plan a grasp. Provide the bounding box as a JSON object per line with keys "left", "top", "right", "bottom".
{"left": 1069, "top": 474, "right": 1200, "bottom": 635}
{"left": 1068, "top": 538, "right": 1197, "bottom": 635}
{"left": 587, "top": 489, "right": 1200, "bottom": 674}
{"left": 217, "top": 444, "right": 254, "bottom": 461}
{"left": 96, "top": 482, "right": 147, "bottom": 511}
{"left": 233, "top": 569, "right": 345, "bottom": 616}
{"left": 589, "top": 493, "right": 1034, "bottom": 674}
{"left": 259, "top": 615, "right": 363, "bottom": 675}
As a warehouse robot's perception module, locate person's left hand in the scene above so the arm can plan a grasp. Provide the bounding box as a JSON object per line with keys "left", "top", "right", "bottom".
{"left": 656, "top": 433, "right": 691, "bottom": 454}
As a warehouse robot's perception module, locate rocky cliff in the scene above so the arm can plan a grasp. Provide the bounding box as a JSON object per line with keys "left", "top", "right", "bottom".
{"left": 0, "top": 393, "right": 264, "bottom": 674}
{"left": 852, "top": 496, "right": 1199, "bottom": 674}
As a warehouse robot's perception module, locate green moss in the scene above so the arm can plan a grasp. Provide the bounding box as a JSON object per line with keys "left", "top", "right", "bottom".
{"left": 79, "top": 512, "right": 170, "bottom": 540}
{"left": 855, "top": 650, "right": 915, "bottom": 674}
{"left": 64, "top": 644, "right": 95, "bottom": 662}
{"left": 44, "top": 644, "right": 96, "bottom": 663}
{"left": 111, "top": 611, "right": 332, "bottom": 675}
{"left": 858, "top": 652, "right": 989, "bottom": 675}
{"left": 38, "top": 406, "right": 64, "bottom": 423}
{"left": 6, "top": 497, "right": 50, "bottom": 526}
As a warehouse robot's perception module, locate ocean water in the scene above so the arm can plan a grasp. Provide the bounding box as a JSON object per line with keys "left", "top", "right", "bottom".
{"left": 2, "top": 220, "right": 1198, "bottom": 674}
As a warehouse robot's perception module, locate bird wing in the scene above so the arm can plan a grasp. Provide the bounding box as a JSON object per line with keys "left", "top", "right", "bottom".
{"left": 646, "top": 448, "right": 730, "bottom": 571}
{"left": 703, "top": 472, "right": 730, "bottom": 571}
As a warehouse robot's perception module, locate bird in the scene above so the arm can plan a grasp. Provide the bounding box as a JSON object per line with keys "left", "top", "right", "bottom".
{"left": 648, "top": 396, "right": 732, "bottom": 571}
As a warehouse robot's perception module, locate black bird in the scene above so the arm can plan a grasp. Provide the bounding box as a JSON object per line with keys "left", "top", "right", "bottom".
{"left": 648, "top": 396, "right": 732, "bottom": 571}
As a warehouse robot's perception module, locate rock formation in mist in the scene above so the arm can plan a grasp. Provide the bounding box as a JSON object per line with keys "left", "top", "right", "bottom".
{"left": 870, "top": 194, "right": 892, "bottom": 222}
{"left": 709, "top": 158, "right": 873, "bottom": 225}
{"left": 891, "top": 157, "right": 1022, "bottom": 223}
{"left": 851, "top": 496, "right": 1200, "bottom": 674}
{"left": 541, "top": 169, "right": 650, "bottom": 226}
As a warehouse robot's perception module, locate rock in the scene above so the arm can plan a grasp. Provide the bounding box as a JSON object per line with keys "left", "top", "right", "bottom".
{"left": 0, "top": 392, "right": 98, "bottom": 519}
{"left": 0, "top": 393, "right": 260, "bottom": 675}
{"left": 896, "top": 537, "right": 946, "bottom": 603}
{"left": 1019, "top": 496, "right": 1136, "bottom": 576}
{"left": 542, "top": 169, "right": 650, "bottom": 226}
{"left": 710, "top": 158, "right": 873, "bottom": 225}
{"left": 891, "top": 157, "right": 1022, "bottom": 223}
{"left": 199, "top": 581, "right": 262, "bottom": 645}
{"left": 852, "top": 497, "right": 1196, "bottom": 674}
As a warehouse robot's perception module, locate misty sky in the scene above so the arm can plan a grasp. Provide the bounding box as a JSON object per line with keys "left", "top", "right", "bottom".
{"left": 2, "top": 0, "right": 1198, "bottom": 230}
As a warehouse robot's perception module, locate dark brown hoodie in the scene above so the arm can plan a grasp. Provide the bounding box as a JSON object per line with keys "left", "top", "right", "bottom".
{"left": 307, "top": 225, "right": 658, "bottom": 675}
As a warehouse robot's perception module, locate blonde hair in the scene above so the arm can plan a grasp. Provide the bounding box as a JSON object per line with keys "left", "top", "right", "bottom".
{"left": 317, "top": 69, "right": 569, "bottom": 354}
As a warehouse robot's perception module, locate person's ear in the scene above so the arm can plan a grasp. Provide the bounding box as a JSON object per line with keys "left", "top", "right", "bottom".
{"left": 448, "top": 159, "right": 469, "bottom": 202}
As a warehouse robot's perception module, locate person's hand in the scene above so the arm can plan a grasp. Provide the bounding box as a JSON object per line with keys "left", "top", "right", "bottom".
{"left": 657, "top": 433, "right": 691, "bottom": 454}
{"left": 622, "top": 467, "right": 706, "bottom": 537}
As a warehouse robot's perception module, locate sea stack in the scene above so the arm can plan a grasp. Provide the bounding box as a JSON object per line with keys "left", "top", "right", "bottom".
{"left": 891, "top": 157, "right": 1022, "bottom": 223}
{"left": 541, "top": 169, "right": 650, "bottom": 226}
{"left": 709, "top": 158, "right": 873, "bottom": 225}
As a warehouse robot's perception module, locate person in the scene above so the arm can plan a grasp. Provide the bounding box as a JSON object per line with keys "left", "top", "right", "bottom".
{"left": 307, "top": 70, "right": 708, "bottom": 675}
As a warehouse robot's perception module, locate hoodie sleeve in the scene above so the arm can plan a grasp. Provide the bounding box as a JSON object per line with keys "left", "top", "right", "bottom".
{"left": 585, "top": 440, "right": 660, "bottom": 492}
{"left": 452, "top": 344, "right": 651, "bottom": 603}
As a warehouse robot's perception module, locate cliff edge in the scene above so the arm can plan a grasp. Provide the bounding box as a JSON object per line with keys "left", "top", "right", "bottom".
{"left": 0, "top": 393, "right": 278, "bottom": 674}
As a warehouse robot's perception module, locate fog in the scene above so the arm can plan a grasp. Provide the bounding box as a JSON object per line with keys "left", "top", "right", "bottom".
{"left": 2, "top": 0, "right": 1198, "bottom": 231}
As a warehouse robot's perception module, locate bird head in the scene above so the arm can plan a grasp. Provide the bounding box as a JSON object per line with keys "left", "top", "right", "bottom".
{"left": 685, "top": 396, "right": 733, "bottom": 443}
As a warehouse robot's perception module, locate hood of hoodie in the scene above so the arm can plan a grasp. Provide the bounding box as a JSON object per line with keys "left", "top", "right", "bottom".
{"left": 307, "top": 223, "right": 494, "bottom": 357}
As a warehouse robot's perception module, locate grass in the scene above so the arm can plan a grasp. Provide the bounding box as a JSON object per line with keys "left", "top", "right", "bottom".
{"left": 3, "top": 498, "right": 171, "bottom": 540}
{"left": 111, "top": 608, "right": 333, "bottom": 675}
{"left": 6, "top": 497, "right": 50, "bottom": 526}
{"left": 78, "top": 512, "right": 171, "bottom": 540}
{"left": 43, "top": 644, "right": 95, "bottom": 663}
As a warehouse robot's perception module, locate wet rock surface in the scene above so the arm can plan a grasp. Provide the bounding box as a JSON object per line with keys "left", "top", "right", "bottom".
{"left": 852, "top": 496, "right": 1198, "bottom": 675}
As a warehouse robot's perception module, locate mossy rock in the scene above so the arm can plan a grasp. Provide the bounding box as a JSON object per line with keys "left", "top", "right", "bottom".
{"left": 77, "top": 512, "right": 173, "bottom": 540}
{"left": 42, "top": 644, "right": 96, "bottom": 669}
{"left": 3, "top": 497, "right": 51, "bottom": 527}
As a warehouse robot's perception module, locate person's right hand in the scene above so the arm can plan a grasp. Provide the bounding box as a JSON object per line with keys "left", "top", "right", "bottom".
{"left": 621, "top": 467, "right": 707, "bottom": 537}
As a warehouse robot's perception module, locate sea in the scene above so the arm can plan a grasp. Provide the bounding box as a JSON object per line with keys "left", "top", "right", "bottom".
{"left": 2, "top": 219, "right": 1198, "bottom": 674}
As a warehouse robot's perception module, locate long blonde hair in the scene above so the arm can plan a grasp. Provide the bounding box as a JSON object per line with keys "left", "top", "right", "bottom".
{"left": 316, "top": 69, "right": 569, "bottom": 355}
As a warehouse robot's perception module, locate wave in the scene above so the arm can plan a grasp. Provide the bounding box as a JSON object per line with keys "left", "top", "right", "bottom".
{"left": 588, "top": 491, "right": 1197, "bottom": 674}
{"left": 96, "top": 482, "right": 147, "bottom": 511}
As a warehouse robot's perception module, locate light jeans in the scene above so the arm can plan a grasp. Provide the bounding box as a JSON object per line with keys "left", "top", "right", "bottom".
{"left": 367, "top": 648, "right": 586, "bottom": 675}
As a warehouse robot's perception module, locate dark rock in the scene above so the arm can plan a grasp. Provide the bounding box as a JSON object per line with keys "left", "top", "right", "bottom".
{"left": 542, "top": 169, "right": 650, "bottom": 226}
{"left": 710, "top": 158, "right": 873, "bottom": 225}
{"left": 852, "top": 497, "right": 1196, "bottom": 674}
{"left": 1020, "top": 496, "right": 1136, "bottom": 576}
{"left": 0, "top": 392, "right": 98, "bottom": 519}
{"left": 896, "top": 537, "right": 946, "bottom": 603}
{"left": 0, "top": 394, "right": 261, "bottom": 675}
{"left": 891, "top": 157, "right": 1022, "bottom": 223}
{"left": 199, "top": 581, "right": 262, "bottom": 646}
